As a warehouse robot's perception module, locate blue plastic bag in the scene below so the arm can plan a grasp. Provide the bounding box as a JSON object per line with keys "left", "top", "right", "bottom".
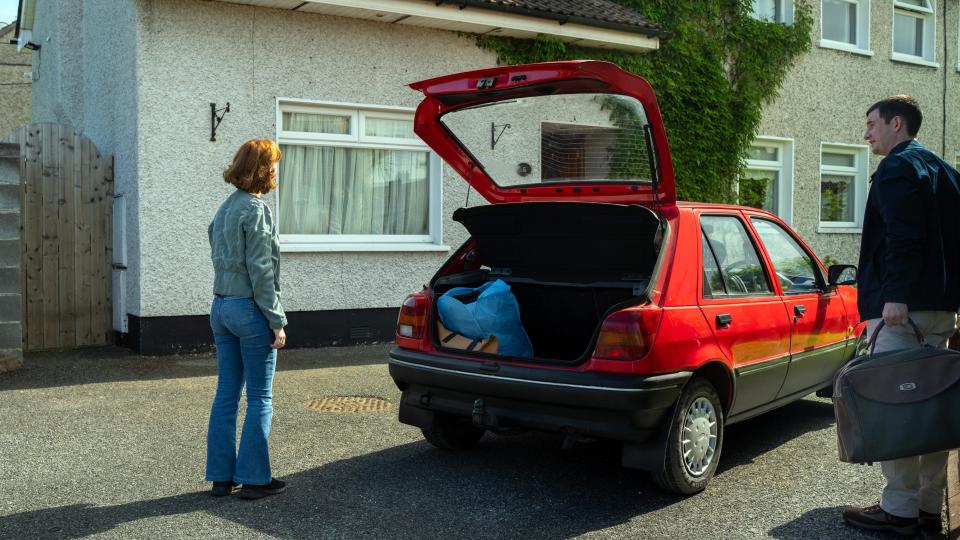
{"left": 436, "top": 279, "right": 534, "bottom": 357}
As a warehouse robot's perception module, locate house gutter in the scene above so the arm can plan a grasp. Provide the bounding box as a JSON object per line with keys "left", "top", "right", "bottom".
{"left": 434, "top": 0, "right": 671, "bottom": 39}
{"left": 13, "top": 0, "right": 22, "bottom": 39}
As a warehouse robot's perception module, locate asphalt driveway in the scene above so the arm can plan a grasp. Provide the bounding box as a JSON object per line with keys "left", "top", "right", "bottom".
{"left": 0, "top": 344, "right": 901, "bottom": 539}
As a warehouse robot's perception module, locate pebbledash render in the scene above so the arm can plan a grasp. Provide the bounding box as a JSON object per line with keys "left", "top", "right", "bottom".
{"left": 749, "top": 0, "right": 960, "bottom": 267}
{"left": 20, "top": 0, "right": 664, "bottom": 353}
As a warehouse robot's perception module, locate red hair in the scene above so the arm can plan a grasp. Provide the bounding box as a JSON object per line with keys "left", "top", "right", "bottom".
{"left": 223, "top": 139, "right": 282, "bottom": 194}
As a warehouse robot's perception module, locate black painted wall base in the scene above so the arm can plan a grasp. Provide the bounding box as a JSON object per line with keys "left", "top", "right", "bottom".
{"left": 118, "top": 308, "right": 398, "bottom": 356}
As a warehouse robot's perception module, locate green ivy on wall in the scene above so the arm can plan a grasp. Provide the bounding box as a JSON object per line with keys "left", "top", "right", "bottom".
{"left": 476, "top": 0, "right": 813, "bottom": 203}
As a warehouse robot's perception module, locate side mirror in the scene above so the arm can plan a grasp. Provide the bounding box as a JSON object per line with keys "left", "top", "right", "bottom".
{"left": 828, "top": 264, "right": 857, "bottom": 286}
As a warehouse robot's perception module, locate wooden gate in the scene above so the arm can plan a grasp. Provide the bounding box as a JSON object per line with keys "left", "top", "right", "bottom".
{"left": 2, "top": 123, "right": 113, "bottom": 350}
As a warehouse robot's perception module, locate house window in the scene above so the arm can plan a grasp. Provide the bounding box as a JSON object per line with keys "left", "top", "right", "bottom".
{"left": 740, "top": 138, "right": 794, "bottom": 224}
{"left": 892, "top": 0, "right": 937, "bottom": 65}
{"left": 821, "top": 0, "right": 871, "bottom": 53}
{"left": 819, "top": 144, "right": 869, "bottom": 230}
{"left": 276, "top": 101, "right": 443, "bottom": 252}
{"left": 751, "top": 0, "right": 794, "bottom": 23}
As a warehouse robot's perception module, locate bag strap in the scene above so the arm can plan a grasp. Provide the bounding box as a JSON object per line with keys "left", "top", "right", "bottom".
{"left": 868, "top": 317, "right": 925, "bottom": 355}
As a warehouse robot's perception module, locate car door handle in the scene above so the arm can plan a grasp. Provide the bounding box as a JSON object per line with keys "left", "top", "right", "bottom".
{"left": 794, "top": 305, "right": 807, "bottom": 317}
{"left": 716, "top": 313, "right": 732, "bottom": 328}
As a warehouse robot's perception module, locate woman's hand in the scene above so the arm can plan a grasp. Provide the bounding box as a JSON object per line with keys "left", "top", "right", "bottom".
{"left": 271, "top": 328, "right": 287, "bottom": 349}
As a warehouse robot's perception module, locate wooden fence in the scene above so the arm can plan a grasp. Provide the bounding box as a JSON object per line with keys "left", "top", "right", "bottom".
{"left": 2, "top": 123, "right": 113, "bottom": 350}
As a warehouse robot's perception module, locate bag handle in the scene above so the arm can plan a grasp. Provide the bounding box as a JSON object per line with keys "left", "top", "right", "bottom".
{"left": 868, "top": 317, "right": 925, "bottom": 355}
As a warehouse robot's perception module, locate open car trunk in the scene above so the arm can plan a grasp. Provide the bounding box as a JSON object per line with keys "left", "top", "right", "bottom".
{"left": 432, "top": 202, "right": 663, "bottom": 364}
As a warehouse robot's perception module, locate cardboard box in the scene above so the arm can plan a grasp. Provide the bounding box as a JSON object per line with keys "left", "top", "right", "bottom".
{"left": 436, "top": 321, "right": 499, "bottom": 353}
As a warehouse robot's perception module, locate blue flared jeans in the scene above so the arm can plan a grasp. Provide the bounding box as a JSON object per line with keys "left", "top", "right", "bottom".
{"left": 205, "top": 295, "right": 277, "bottom": 485}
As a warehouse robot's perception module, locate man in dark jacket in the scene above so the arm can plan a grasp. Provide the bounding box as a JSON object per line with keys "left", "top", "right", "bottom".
{"left": 843, "top": 96, "right": 960, "bottom": 536}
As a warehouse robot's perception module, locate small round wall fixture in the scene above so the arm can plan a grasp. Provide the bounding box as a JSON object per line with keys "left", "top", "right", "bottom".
{"left": 517, "top": 162, "right": 532, "bottom": 177}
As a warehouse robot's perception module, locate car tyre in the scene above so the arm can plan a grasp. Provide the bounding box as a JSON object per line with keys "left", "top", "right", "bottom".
{"left": 652, "top": 377, "right": 724, "bottom": 494}
{"left": 421, "top": 413, "right": 486, "bottom": 450}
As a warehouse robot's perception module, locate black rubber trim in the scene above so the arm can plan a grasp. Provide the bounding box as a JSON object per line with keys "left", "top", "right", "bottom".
{"left": 389, "top": 347, "right": 690, "bottom": 391}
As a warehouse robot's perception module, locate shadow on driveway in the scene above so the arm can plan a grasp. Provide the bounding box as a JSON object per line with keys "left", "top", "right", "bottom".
{"left": 0, "top": 344, "right": 393, "bottom": 392}
{"left": 0, "top": 398, "right": 841, "bottom": 539}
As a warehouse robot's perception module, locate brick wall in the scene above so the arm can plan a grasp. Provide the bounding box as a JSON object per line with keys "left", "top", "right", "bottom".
{"left": 0, "top": 143, "right": 21, "bottom": 372}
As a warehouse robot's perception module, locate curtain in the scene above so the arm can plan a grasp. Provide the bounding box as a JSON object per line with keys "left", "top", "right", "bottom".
{"left": 278, "top": 144, "right": 430, "bottom": 236}
{"left": 283, "top": 112, "right": 350, "bottom": 134}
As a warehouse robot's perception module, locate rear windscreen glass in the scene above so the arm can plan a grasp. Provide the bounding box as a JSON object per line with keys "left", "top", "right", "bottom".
{"left": 440, "top": 93, "right": 655, "bottom": 187}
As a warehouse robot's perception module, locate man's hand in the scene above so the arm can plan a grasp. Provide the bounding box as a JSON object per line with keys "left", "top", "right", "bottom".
{"left": 882, "top": 302, "right": 909, "bottom": 326}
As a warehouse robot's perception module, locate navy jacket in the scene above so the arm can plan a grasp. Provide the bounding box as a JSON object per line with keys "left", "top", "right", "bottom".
{"left": 857, "top": 139, "right": 960, "bottom": 321}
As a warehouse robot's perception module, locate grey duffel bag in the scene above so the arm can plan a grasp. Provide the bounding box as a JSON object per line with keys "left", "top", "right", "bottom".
{"left": 833, "top": 319, "right": 960, "bottom": 463}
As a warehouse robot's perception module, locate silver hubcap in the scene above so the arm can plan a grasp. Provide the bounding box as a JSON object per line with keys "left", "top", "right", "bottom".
{"left": 681, "top": 397, "right": 718, "bottom": 476}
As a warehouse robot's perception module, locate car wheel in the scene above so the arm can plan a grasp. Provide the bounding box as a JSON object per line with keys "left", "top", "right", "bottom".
{"left": 421, "top": 413, "right": 487, "bottom": 450}
{"left": 652, "top": 377, "right": 724, "bottom": 494}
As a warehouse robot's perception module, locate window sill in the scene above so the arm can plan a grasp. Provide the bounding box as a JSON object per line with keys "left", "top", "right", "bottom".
{"left": 819, "top": 40, "right": 874, "bottom": 57}
{"left": 280, "top": 242, "right": 451, "bottom": 253}
{"left": 817, "top": 226, "right": 862, "bottom": 234}
{"left": 890, "top": 53, "right": 939, "bottom": 68}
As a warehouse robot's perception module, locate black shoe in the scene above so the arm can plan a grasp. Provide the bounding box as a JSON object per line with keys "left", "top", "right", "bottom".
{"left": 239, "top": 478, "right": 286, "bottom": 500}
{"left": 918, "top": 509, "right": 942, "bottom": 534}
{"left": 843, "top": 504, "right": 919, "bottom": 536}
{"left": 211, "top": 481, "right": 239, "bottom": 497}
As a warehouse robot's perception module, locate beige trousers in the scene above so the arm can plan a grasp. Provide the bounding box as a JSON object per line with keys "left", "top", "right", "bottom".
{"left": 865, "top": 310, "right": 957, "bottom": 518}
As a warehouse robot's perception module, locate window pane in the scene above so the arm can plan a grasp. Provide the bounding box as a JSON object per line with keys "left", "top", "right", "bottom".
{"left": 753, "top": 0, "right": 778, "bottom": 21}
{"left": 822, "top": 152, "right": 855, "bottom": 167}
{"left": 702, "top": 231, "right": 726, "bottom": 296}
{"left": 278, "top": 145, "right": 430, "bottom": 235}
{"left": 751, "top": 219, "right": 821, "bottom": 293}
{"left": 896, "top": 0, "right": 927, "bottom": 7}
{"left": 823, "top": 0, "right": 856, "bottom": 44}
{"left": 894, "top": 13, "right": 923, "bottom": 56}
{"left": 700, "top": 216, "right": 772, "bottom": 295}
{"left": 740, "top": 170, "right": 778, "bottom": 213}
{"left": 282, "top": 112, "right": 351, "bottom": 135}
{"left": 441, "top": 93, "right": 654, "bottom": 186}
{"left": 365, "top": 117, "right": 417, "bottom": 139}
{"left": 748, "top": 145, "right": 779, "bottom": 161}
{"left": 820, "top": 174, "right": 856, "bottom": 222}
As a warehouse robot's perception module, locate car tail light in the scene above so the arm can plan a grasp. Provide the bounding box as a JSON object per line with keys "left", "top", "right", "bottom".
{"left": 592, "top": 306, "right": 662, "bottom": 361}
{"left": 397, "top": 290, "right": 430, "bottom": 340}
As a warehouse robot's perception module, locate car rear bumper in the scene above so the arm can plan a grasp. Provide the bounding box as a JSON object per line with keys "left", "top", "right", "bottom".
{"left": 388, "top": 348, "right": 690, "bottom": 443}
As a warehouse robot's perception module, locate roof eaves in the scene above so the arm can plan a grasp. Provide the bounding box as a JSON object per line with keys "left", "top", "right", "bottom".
{"left": 436, "top": 0, "right": 670, "bottom": 39}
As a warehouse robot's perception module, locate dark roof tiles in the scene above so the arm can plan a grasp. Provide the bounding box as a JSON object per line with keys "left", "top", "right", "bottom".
{"left": 445, "top": 0, "right": 666, "bottom": 37}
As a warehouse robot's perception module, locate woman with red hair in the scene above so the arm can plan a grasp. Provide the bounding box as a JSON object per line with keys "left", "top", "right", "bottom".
{"left": 205, "top": 139, "right": 288, "bottom": 500}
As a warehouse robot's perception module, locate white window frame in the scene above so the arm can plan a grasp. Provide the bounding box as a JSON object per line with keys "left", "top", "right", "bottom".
{"left": 275, "top": 98, "right": 446, "bottom": 253}
{"left": 818, "top": 143, "right": 869, "bottom": 232}
{"left": 740, "top": 136, "right": 795, "bottom": 225}
{"left": 750, "top": 0, "right": 795, "bottom": 24}
{"left": 820, "top": 0, "right": 873, "bottom": 56}
{"left": 891, "top": 0, "right": 938, "bottom": 67}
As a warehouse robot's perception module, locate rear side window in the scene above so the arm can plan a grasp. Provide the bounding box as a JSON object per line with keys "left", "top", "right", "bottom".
{"left": 701, "top": 215, "right": 772, "bottom": 297}
{"left": 750, "top": 218, "right": 823, "bottom": 294}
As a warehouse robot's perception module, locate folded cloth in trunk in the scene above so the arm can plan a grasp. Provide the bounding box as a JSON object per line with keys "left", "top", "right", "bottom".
{"left": 436, "top": 321, "right": 499, "bottom": 353}
{"left": 436, "top": 279, "right": 533, "bottom": 357}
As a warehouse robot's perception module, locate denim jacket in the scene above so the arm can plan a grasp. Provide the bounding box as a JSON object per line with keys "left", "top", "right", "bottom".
{"left": 208, "top": 189, "right": 287, "bottom": 329}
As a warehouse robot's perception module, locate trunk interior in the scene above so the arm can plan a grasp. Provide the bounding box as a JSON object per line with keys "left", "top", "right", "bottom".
{"left": 432, "top": 202, "right": 662, "bottom": 364}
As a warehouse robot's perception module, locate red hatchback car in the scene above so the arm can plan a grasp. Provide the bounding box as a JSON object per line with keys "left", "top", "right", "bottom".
{"left": 388, "top": 61, "right": 863, "bottom": 494}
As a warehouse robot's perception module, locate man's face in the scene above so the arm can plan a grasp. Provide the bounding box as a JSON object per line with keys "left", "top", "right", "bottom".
{"left": 864, "top": 109, "right": 900, "bottom": 156}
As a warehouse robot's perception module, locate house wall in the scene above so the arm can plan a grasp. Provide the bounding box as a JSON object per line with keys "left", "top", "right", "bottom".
{"left": 133, "top": 0, "right": 497, "bottom": 321}
{"left": 757, "top": 0, "right": 960, "bottom": 266}
{"left": 0, "top": 25, "right": 32, "bottom": 138}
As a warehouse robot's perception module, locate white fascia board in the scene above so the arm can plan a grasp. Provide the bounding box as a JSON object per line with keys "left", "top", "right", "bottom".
{"left": 301, "top": 0, "right": 660, "bottom": 52}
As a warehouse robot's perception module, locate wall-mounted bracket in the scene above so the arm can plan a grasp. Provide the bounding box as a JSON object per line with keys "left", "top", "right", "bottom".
{"left": 491, "top": 122, "right": 511, "bottom": 150}
{"left": 210, "top": 102, "right": 230, "bottom": 142}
